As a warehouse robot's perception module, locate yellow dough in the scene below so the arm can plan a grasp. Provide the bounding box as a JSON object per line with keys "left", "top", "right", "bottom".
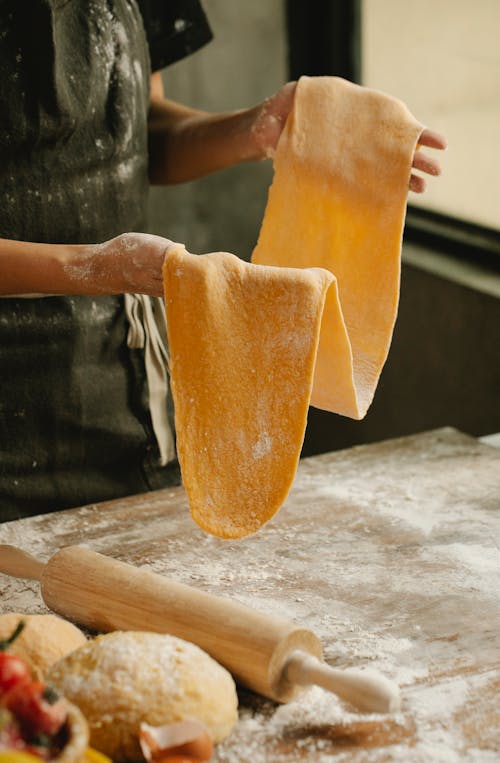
{"left": 0, "top": 613, "right": 87, "bottom": 679}
{"left": 253, "top": 76, "right": 423, "bottom": 416}
{"left": 47, "top": 631, "right": 238, "bottom": 762}
{"left": 163, "top": 76, "right": 422, "bottom": 538}
{"left": 164, "top": 250, "right": 332, "bottom": 538}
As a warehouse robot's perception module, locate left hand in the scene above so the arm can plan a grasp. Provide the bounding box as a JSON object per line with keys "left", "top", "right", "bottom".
{"left": 78, "top": 233, "right": 177, "bottom": 297}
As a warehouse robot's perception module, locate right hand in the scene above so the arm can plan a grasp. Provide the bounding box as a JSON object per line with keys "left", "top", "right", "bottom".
{"left": 410, "top": 128, "right": 447, "bottom": 193}
{"left": 78, "top": 233, "right": 177, "bottom": 297}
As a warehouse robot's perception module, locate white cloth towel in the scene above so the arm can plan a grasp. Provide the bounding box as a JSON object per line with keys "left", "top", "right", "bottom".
{"left": 124, "top": 293, "right": 176, "bottom": 466}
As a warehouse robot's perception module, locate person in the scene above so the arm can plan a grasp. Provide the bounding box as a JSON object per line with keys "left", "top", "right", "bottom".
{"left": 0, "top": 1, "right": 446, "bottom": 522}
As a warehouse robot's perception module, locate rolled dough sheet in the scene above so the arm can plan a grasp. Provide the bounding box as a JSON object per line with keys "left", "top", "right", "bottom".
{"left": 163, "top": 249, "right": 332, "bottom": 538}
{"left": 163, "top": 76, "right": 423, "bottom": 538}
{"left": 253, "top": 76, "right": 423, "bottom": 417}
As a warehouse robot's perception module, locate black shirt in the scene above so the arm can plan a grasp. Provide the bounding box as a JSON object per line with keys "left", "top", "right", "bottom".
{"left": 138, "top": 0, "right": 212, "bottom": 71}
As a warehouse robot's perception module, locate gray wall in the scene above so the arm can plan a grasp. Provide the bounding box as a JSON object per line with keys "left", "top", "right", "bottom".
{"left": 147, "top": 1, "right": 500, "bottom": 454}
{"left": 303, "top": 253, "right": 500, "bottom": 456}
{"left": 147, "top": 0, "right": 287, "bottom": 260}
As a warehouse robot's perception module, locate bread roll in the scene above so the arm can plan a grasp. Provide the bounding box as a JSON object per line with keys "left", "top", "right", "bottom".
{"left": 47, "top": 631, "right": 238, "bottom": 761}
{"left": 0, "top": 613, "right": 87, "bottom": 679}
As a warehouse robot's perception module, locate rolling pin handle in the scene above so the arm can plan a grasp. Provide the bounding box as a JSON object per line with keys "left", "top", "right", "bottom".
{"left": 0, "top": 545, "right": 45, "bottom": 581}
{"left": 284, "top": 650, "right": 401, "bottom": 714}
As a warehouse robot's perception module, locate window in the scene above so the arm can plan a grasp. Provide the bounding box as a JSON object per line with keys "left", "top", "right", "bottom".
{"left": 362, "top": 0, "right": 499, "bottom": 234}
{"left": 286, "top": 0, "right": 500, "bottom": 258}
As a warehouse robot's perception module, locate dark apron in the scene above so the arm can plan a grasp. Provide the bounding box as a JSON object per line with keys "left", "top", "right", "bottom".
{"left": 0, "top": 0, "right": 179, "bottom": 521}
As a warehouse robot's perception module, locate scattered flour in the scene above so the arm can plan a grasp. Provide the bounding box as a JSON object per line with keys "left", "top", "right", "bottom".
{"left": 1, "top": 429, "right": 498, "bottom": 760}
{"left": 252, "top": 432, "right": 272, "bottom": 460}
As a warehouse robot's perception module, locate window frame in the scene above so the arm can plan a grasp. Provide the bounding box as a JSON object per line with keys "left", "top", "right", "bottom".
{"left": 285, "top": 0, "right": 500, "bottom": 271}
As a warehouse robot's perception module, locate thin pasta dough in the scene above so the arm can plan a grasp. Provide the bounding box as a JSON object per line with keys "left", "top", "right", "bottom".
{"left": 163, "top": 250, "right": 332, "bottom": 538}
{"left": 253, "top": 76, "right": 423, "bottom": 416}
{"left": 163, "top": 76, "right": 423, "bottom": 538}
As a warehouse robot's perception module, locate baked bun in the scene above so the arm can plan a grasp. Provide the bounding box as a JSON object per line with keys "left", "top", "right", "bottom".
{"left": 47, "top": 631, "right": 238, "bottom": 761}
{"left": 0, "top": 613, "right": 87, "bottom": 679}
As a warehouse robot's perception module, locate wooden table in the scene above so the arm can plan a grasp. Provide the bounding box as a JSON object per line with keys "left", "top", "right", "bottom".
{"left": 1, "top": 428, "right": 499, "bottom": 761}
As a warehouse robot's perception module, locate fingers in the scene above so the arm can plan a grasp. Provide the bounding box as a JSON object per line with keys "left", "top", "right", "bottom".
{"left": 418, "top": 128, "right": 448, "bottom": 151}
{"left": 162, "top": 240, "right": 183, "bottom": 258}
{"left": 412, "top": 150, "right": 441, "bottom": 176}
{"left": 410, "top": 127, "right": 447, "bottom": 193}
{"left": 409, "top": 173, "right": 426, "bottom": 194}
{"left": 149, "top": 275, "right": 165, "bottom": 298}
{"left": 251, "top": 81, "right": 298, "bottom": 159}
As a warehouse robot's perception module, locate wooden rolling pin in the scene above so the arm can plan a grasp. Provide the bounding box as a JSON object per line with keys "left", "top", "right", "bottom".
{"left": 0, "top": 544, "right": 400, "bottom": 713}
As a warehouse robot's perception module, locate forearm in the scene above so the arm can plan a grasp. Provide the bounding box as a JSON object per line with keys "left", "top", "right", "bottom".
{"left": 0, "top": 233, "right": 174, "bottom": 298}
{"left": 148, "top": 98, "right": 263, "bottom": 185}
{"left": 0, "top": 238, "right": 90, "bottom": 296}
{"left": 147, "top": 73, "right": 446, "bottom": 191}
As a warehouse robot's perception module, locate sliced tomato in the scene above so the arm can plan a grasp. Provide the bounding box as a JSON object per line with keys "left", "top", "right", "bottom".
{"left": 4, "top": 683, "right": 67, "bottom": 738}
{"left": 0, "top": 657, "right": 30, "bottom": 698}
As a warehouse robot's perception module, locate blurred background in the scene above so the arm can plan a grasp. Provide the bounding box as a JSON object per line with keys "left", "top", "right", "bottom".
{"left": 148, "top": 0, "right": 500, "bottom": 455}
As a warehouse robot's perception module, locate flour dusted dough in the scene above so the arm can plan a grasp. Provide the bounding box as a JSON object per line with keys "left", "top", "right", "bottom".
{"left": 163, "top": 250, "right": 332, "bottom": 538}
{"left": 253, "top": 76, "right": 423, "bottom": 416}
{"left": 47, "top": 631, "right": 238, "bottom": 762}
{"left": 0, "top": 613, "right": 87, "bottom": 679}
{"left": 163, "top": 76, "right": 422, "bottom": 538}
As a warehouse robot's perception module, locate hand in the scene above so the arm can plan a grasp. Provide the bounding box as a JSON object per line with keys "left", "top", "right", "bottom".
{"left": 79, "top": 233, "right": 176, "bottom": 297}
{"left": 410, "top": 128, "right": 447, "bottom": 193}
{"left": 248, "top": 81, "right": 298, "bottom": 158}
{"left": 249, "top": 83, "right": 447, "bottom": 195}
